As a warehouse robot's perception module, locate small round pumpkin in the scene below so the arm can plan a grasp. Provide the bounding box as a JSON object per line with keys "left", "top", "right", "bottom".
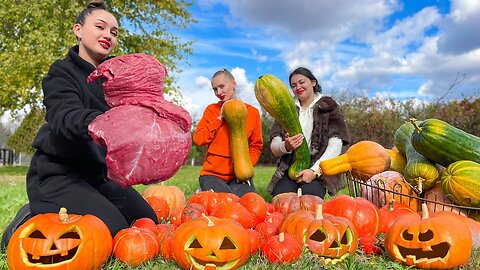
{"left": 271, "top": 188, "right": 323, "bottom": 215}
{"left": 239, "top": 192, "right": 268, "bottom": 227}
{"left": 322, "top": 194, "right": 381, "bottom": 237}
{"left": 7, "top": 207, "right": 112, "bottom": 270}
{"left": 145, "top": 196, "right": 170, "bottom": 222}
{"left": 378, "top": 200, "right": 415, "bottom": 233}
{"left": 262, "top": 233, "right": 301, "bottom": 264}
{"left": 113, "top": 227, "right": 160, "bottom": 266}
{"left": 172, "top": 214, "right": 251, "bottom": 270}
{"left": 143, "top": 184, "right": 185, "bottom": 214}
{"left": 385, "top": 204, "right": 472, "bottom": 269}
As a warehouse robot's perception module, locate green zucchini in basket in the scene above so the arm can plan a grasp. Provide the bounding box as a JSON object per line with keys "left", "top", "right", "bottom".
{"left": 441, "top": 160, "right": 480, "bottom": 208}
{"left": 410, "top": 118, "right": 480, "bottom": 167}
{"left": 394, "top": 121, "right": 439, "bottom": 192}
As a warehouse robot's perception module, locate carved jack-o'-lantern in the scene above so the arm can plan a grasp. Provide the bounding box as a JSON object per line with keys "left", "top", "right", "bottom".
{"left": 172, "top": 214, "right": 250, "bottom": 270}
{"left": 280, "top": 205, "right": 358, "bottom": 264}
{"left": 7, "top": 207, "right": 112, "bottom": 270}
{"left": 385, "top": 204, "right": 472, "bottom": 269}
{"left": 304, "top": 205, "right": 358, "bottom": 263}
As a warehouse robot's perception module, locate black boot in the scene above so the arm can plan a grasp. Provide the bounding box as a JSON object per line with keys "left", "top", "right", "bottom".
{"left": 1, "top": 203, "right": 32, "bottom": 249}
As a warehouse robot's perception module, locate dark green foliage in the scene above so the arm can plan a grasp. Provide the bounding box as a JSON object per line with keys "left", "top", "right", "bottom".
{"left": 6, "top": 108, "right": 45, "bottom": 154}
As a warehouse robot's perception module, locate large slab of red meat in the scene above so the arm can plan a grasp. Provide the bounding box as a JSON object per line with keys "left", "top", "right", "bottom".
{"left": 87, "top": 54, "right": 192, "bottom": 187}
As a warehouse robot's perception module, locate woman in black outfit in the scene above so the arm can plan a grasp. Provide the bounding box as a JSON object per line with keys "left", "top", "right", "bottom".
{"left": 2, "top": 0, "right": 158, "bottom": 247}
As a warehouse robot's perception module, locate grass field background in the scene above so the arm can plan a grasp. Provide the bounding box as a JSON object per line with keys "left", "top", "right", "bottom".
{"left": 1, "top": 165, "right": 478, "bottom": 269}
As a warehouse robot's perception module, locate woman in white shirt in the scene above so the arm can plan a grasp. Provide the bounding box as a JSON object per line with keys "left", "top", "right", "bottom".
{"left": 267, "top": 67, "right": 350, "bottom": 197}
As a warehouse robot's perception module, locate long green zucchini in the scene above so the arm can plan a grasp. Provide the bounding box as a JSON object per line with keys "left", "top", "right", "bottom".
{"left": 410, "top": 118, "right": 480, "bottom": 167}
{"left": 254, "top": 74, "right": 310, "bottom": 181}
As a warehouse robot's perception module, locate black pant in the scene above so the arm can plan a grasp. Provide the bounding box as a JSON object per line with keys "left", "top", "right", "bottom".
{"left": 272, "top": 173, "right": 327, "bottom": 198}
{"left": 26, "top": 152, "right": 158, "bottom": 237}
{"left": 199, "top": 175, "right": 256, "bottom": 197}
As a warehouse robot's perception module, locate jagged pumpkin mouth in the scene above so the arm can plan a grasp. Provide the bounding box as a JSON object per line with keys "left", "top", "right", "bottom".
{"left": 187, "top": 254, "right": 240, "bottom": 270}
{"left": 396, "top": 242, "right": 450, "bottom": 260}
{"left": 26, "top": 247, "right": 78, "bottom": 264}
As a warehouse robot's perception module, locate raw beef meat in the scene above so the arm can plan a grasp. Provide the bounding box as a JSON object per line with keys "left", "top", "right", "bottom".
{"left": 87, "top": 54, "right": 192, "bottom": 187}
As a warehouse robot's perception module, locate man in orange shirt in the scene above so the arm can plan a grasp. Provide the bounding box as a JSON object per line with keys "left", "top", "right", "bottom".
{"left": 193, "top": 68, "right": 263, "bottom": 196}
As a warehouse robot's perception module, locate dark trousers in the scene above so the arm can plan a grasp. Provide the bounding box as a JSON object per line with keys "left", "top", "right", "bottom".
{"left": 272, "top": 173, "right": 327, "bottom": 198}
{"left": 26, "top": 152, "right": 158, "bottom": 237}
{"left": 199, "top": 175, "right": 256, "bottom": 197}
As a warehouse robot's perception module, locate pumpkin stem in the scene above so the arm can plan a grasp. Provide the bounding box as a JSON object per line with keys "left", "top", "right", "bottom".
{"left": 416, "top": 178, "right": 423, "bottom": 194}
{"left": 421, "top": 203, "right": 429, "bottom": 219}
{"left": 278, "top": 232, "right": 285, "bottom": 242}
{"left": 408, "top": 118, "right": 422, "bottom": 133}
{"left": 388, "top": 199, "right": 395, "bottom": 212}
{"left": 202, "top": 213, "right": 214, "bottom": 226}
{"left": 297, "top": 188, "right": 302, "bottom": 197}
{"left": 59, "top": 207, "right": 69, "bottom": 223}
{"left": 315, "top": 204, "right": 323, "bottom": 220}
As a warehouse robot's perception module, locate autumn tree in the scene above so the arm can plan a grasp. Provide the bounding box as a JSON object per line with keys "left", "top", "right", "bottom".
{"left": 0, "top": 0, "right": 196, "bottom": 151}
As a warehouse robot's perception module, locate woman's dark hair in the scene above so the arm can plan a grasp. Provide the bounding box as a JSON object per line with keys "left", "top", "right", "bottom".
{"left": 289, "top": 67, "right": 322, "bottom": 93}
{"left": 75, "top": 0, "right": 108, "bottom": 25}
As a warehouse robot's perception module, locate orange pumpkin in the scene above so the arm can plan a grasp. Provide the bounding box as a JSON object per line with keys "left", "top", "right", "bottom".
{"left": 172, "top": 214, "right": 250, "bottom": 270}
{"left": 143, "top": 184, "right": 185, "bottom": 214}
{"left": 378, "top": 200, "right": 415, "bottom": 233}
{"left": 222, "top": 99, "right": 255, "bottom": 181}
{"left": 262, "top": 233, "right": 301, "bottom": 264}
{"left": 322, "top": 195, "right": 381, "bottom": 237}
{"left": 361, "top": 171, "right": 420, "bottom": 211}
{"left": 271, "top": 188, "right": 323, "bottom": 215}
{"left": 385, "top": 204, "right": 472, "bottom": 269}
{"left": 145, "top": 196, "right": 170, "bottom": 222}
{"left": 7, "top": 208, "right": 112, "bottom": 270}
{"left": 187, "top": 191, "right": 239, "bottom": 214}
{"left": 113, "top": 227, "right": 160, "bottom": 266}
{"left": 319, "top": 140, "right": 390, "bottom": 180}
{"left": 280, "top": 205, "right": 358, "bottom": 261}
{"left": 239, "top": 192, "right": 267, "bottom": 227}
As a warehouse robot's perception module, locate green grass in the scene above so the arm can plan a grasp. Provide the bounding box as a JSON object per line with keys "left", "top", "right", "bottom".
{"left": 1, "top": 165, "right": 479, "bottom": 269}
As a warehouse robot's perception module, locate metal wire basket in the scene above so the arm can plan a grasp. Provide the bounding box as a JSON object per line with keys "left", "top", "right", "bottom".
{"left": 344, "top": 171, "right": 480, "bottom": 217}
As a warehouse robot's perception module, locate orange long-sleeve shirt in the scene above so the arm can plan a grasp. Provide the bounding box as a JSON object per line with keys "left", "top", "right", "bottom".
{"left": 193, "top": 101, "right": 263, "bottom": 180}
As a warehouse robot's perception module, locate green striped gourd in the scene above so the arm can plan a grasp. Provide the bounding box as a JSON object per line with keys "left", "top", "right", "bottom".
{"left": 254, "top": 74, "right": 310, "bottom": 181}
{"left": 410, "top": 119, "right": 480, "bottom": 167}
{"left": 394, "top": 121, "right": 439, "bottom": 192}
{"left": 441, "top": 160, "right": 480, "bottom": 207}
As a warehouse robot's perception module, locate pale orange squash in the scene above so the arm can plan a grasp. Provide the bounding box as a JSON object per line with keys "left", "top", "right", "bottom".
{"left": 319, "top": 140, "right": 390, "bottom": 180}
{"left": 222, "top": 100, "right": 254, "bottom": 181}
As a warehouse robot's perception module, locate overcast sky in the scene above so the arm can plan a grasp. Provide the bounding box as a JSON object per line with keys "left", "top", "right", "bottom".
{"left": 168, "top": 0, "right": 480, "bottom": 121}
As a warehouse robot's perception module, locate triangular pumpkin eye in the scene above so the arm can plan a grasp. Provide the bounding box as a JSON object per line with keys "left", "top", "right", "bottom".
{"left": 340, "top": 227, "right": 354, "bottom": 245}
{"left": 59, "top": 232, "right": 80, "bottom": 239}
{"left": 219, "top": 237, "right": 236, "bottom": 249}
{"left": 28, "top": 230, "right": 47, "bottom": 239}
{"left": 328, "top": 241, "right": 340, "bottom": 248}
{"left": 189, "top": 238, "right": 203, "bottom": 248}
{"left": 309, "top": 230, "right": 326, "bottom": 242}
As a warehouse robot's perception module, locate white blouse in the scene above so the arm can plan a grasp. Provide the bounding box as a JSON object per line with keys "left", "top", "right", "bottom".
{"left": 270, "top": 93, "right": 342, "bottom": 174}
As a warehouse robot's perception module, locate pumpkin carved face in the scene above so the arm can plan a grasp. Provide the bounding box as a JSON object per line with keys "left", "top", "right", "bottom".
{"left": 385, "top": 204, "right": 472, "bottom": 269}
{"left": 7, "top": 208, "right": 112, "bottom": 270}
{"left": 172, "top": 214, "right": 250, "bottom": 270}
{"left": 305, "top": 214, "right": 358, "bottom": 261}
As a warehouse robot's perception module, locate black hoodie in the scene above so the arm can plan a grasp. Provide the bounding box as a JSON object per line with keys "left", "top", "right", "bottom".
{"left": 32, "top": 45, "right": 111, "bottom": 177}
